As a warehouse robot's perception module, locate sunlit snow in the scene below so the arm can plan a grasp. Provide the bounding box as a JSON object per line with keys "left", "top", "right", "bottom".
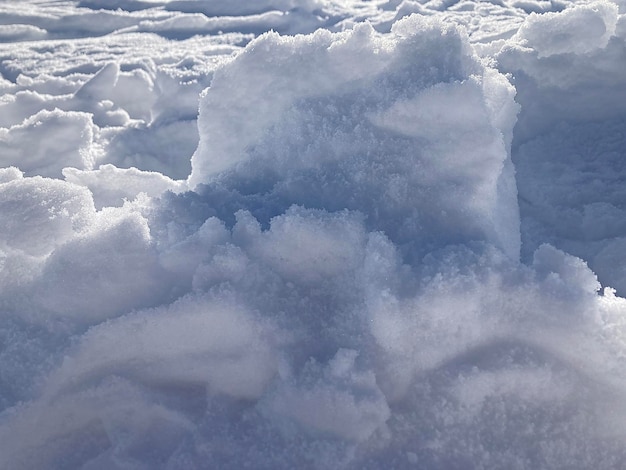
{"left": 1, "top": 0, "right": 626, "bottom": 469}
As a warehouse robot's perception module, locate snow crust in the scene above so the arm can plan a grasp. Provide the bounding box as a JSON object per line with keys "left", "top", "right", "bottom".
{"left": 1, "top": 1, "right": 626, "bottom": 469}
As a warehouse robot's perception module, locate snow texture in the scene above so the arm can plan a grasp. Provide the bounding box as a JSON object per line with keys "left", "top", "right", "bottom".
{"left": 1, "top": 1, "right": 626, "bottom": 469}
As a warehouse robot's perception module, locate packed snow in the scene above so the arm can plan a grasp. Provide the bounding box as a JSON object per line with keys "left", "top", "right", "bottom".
{"left": 1, "top": 0, "right": 626, "bottom": 469}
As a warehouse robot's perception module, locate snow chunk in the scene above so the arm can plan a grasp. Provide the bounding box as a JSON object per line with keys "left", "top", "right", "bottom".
{"left": 63, "top": 164, "right": 185, "bottom": 208}
{"left": 0, "top": 175, "right": 94, "bottom": 256}
{"left": 261, "top": 349, "right": 390, "bottom": 442}
{"left": 0, "top": 166, "right": 23, "bottom": 184}
{"left": 515, "top": 1, "right": 618, "bottom": 57}
{"left": 232, "top": 207, "right": 367, "bottom": 285}
{"left": 533, "top": 244, "right": 601, "bottom": 297}
{"left": 191, "top": 15, "right": 521, "bottom": 260}
{"left": 0, "top": 109, "right": 98, "bottom": 178}
{"left": 74, "top": 63, "right": 120, "bottom": 102}
{"left": 33, "top": 205, "right": 168, "bottom": 324}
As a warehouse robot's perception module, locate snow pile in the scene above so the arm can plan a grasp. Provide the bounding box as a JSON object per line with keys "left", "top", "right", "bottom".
{"left": 1, "top": 1, "right": 626, "bottom": 469}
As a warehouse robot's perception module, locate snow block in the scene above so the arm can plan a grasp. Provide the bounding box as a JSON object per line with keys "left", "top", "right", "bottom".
{"left": 191, "top": 15, "right": 521, "bottom": 261}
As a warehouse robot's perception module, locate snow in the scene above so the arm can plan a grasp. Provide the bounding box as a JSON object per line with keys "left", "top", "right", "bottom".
{"left": 1, "top": 0, "right": 626, "bottom": 469}
{"left": 497, "top": 0, "right": 626, "bottom": 295}
{"left": 191, "top": 18, "right": 520, "bottom": 261}
{"left": 513, "top": 1, "right": 618, "bottom": 57}
{"left": 0, "top": 108, "right": 98, "bottom": 177}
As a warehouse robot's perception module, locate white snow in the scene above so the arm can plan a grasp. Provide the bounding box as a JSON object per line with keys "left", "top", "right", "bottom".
{"left": 1, "top": 0, "right": 626, "bottom": 469}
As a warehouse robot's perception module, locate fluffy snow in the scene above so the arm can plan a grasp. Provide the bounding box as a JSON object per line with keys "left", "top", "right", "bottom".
{"left": 1, "top": 0, "right": 626, "bottom": 469}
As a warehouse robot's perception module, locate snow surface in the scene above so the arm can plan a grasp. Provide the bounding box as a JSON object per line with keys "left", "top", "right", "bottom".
{"left": 1, "top": 0, "right": 626, "bottom": 469}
